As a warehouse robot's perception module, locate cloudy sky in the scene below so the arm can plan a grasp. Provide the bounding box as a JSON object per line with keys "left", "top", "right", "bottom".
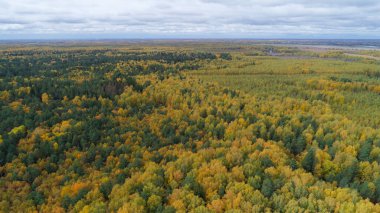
{"left": 0, "top": 0, "right": 379, "bottom": 39}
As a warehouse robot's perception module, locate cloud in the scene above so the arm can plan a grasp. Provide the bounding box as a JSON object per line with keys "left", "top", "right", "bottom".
{"left": 0, "top": 0, "right": 379, "bottom": 38}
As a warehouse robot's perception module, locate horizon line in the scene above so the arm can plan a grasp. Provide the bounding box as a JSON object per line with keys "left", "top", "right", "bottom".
{"left": 1, "top": 38, "right": 380, "bottom": 41}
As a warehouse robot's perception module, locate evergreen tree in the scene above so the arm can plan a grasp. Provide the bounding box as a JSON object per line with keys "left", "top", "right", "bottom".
{"left": 358, "top": 139, "right": 372, "bottom": 162}
{"left": 100, "top": 181, "right": 114, "bottom": 200}
{"left": 261, "top": 178, "right": 275, "bottom": 197}
{"left": 292, "top": 135, "right": 306, "bottom": 155}
{"left": 302, "top": 148, "right": 316, "bottom": 173}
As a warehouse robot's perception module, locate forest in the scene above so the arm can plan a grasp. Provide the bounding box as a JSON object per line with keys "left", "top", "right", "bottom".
{"left": 1, "top": 41, "right": 380, "bottom": 212}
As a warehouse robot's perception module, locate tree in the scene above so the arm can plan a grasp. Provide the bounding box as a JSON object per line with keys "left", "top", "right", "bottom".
{"left": 29, "top": 191, "right": 45, "bottom": 206}
{"left": 359, "top": 182, "right": 374, "bottom": 200}
{"left": 337, "top": 162, "right": 358, "bottom": 187}
{"left": 302, "top": 148, "right": 316, "bottom": 173}
{"left": 100, "top": 181, "right": 114, "bottom": 200}
{"left": 358, "top": 140, "right": 372, "bottom": 162}
{"left": 373, "top": 178, "right": 380, "bottom": 202}
{"left": 292, "top": 135, "right": 306, "bottom": 155}
{"left": 261, "top": 178, "right": 275, "bottom": 197}
{"left": 182, "top": 174, "right": 205, "bottom": 199}
{"left": 147, "top": 195, "right": 163, "bottom": 212}
{"left": 220, "top": 53, "right": 232, "bottom": 60}
{"left": 41, "top": 93, "right": 49, "bottom": 104}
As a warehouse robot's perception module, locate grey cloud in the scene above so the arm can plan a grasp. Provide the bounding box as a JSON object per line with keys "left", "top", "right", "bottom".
{"left": 0, "top": 0, "right": 379, "bottom": 38}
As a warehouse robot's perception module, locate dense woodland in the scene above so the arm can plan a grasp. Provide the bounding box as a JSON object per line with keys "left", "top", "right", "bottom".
{"left": 1, "top": 43, "right": 380, "bottom": 212}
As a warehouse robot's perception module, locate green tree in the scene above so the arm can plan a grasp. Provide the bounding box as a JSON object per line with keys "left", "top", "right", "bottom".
{"left": 292, "top": 135, "right": 306, "bottom": 155}
{"left": 261, "top": 178, "right": 275, "bottom": 197}
{"left": 358, "top": 140, "right": 372, "bottom": 162}
{"left": 302, "top": 148, "right": 316, "bottom": 173}
{"left": 100, "top": 181, "right": 114, "bottom": 200}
